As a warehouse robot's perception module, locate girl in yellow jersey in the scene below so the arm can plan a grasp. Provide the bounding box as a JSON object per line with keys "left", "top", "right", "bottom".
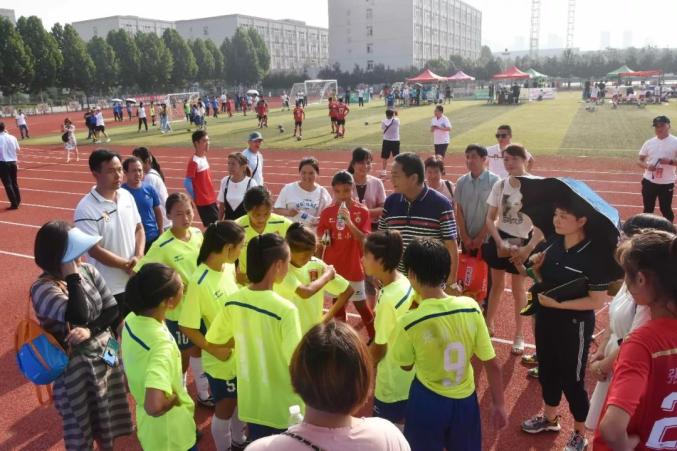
{"left": 179, "top": 221, "right": 247, "bottom": 451}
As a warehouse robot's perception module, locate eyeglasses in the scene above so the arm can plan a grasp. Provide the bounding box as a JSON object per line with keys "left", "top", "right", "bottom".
{"left": 495, "top": 133, "right": 509, "bottom": 139}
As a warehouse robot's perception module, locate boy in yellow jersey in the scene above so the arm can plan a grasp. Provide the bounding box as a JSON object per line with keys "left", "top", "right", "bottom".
{"left": 363, "top": 230, "right": 415, "bottom": 428}
{"left": 179, "top": 221, "right": 247, "bottom": 451}
{"left": 275, "top": 223, "right": 354, "bottom": 334}
{"left": 121, "top": 263, "right": 197, "bottom": 451}
{"left": 206, "top": 233, "right": 303, "bottom": 441}
{"left": 391, "top": 237, "right": 507, "bottom": 450}
{"left": 235, "top": 186, "right": 291, "bottom": 284}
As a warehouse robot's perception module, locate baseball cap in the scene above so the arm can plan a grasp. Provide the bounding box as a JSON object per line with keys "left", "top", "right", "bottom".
{"left": 653, "top": 115, "right": 670, "bottom": 126}
{"left": 248, "top": 131, "right": 264, "bottom": 141}
{"left": 62, "top": 228, "right": 102, "bottom": 263}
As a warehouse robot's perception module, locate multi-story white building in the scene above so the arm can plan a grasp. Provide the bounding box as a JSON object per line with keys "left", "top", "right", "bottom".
{"left": 329, "top": 0, "right": 481, "bottom": 70}
{"left": 0, "top": 8, "right": 16, "bottom": 24}
{"left": 72, "top": 16, "right": 175, "bottom": 42}
{"left": 175, "top": 15, "right": 328, "bottom": 72}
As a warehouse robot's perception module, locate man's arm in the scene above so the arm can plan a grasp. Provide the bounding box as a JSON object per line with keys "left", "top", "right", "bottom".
{"left": 445, "top": 239, "right": 459, "bottom": 286}
{"left": 455, "top": 202, "right": 472, "bottom": 249}
{"left": 88, "top": 244, "right": 129, "bottom": 270}
{"left": 134, "top": 223, "right": 145, "bottom": 258}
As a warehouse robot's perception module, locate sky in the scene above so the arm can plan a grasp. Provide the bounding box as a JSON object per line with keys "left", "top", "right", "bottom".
{"left": 3, "top": 0, "right": 677, "bottom": 52}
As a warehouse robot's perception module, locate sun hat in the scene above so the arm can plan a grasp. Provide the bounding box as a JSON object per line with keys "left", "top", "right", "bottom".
{"left": 62, "top": 228, "right": 102, "bottom": 263}
{"left": 248, "top": 131, "right": 264, "bottom": 141}
{"left": 652, "top": 115, "right": 670, "bottom": 126}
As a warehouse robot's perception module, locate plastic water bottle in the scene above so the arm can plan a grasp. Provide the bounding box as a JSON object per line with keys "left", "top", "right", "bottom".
{"left": 336, "top": 201, "right": 347, "bottom": 231}
{"left": 288, "top": 405, "right": 304, "bottom": 426}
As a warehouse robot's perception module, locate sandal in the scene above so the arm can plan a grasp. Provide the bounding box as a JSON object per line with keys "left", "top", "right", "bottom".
{"left": 511, "top": 337, "right": 525, "bottom": 355}
{"left": 527, "top": 367, "right": 539, "bottom": 379}
{"left": 521, "top": 354, "right": 538, "bottom": 367}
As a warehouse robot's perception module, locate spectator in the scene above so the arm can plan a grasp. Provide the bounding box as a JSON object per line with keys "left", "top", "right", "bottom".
{"left": 430, "top": 105, "right": 451, "bottom": 159}
{"left": 61, "top": 118, "right": 79, "bottom": 163}
{"left": 348, "top": 147, "right": 386, "bottom": 231}
{"left": 242, "top": 131, "right": 264, "bottom": 186}
{"left": 379, "top": 153, "right": 459, "bottom": 292}
{"left": 149, "top": 101, "right": 156, "bottom": 127}
{"left": 637, "top": 115, "right": 677, "bottom": 222}
{"left": 93, "top": 106, "right": 111, "bottom": 143}
{"left": 218, "top": 152, "right": 258, "bottom": 221}
{"left": 126, "top": 102, "right": 133, "bottom": 121}
{"left": 358, "top": 87, "right": 365, "bottom": 107}
{"left": 246, "top": 321, "right": 410, "bottom": 451}
{"left": 159, "top": 104, "right": 172, "bottom": 134}
{"left": 137, "top": 102, "right": 148, "bottom": 132}
{"left": 15, "top": 109, "right": 29, "bottom": 139}
{"left": 274, "top": 157, "right": 332, "bottom": 229}
{"left": 132, "top": 147, "right": 169, "bottom": 229}
{"left": 0, "top": 122, "right": 21, "bottom": 209}
{"left": 31, "top": 221, "right": 133, "bottom": 450}
{"left": 122, "top": 157, "right": 163, "bottom": 251}
{"left": 424, "top": 155, "right": 454, "bottom": 204}
{"left": 380, "top": 109, "right": 400, "bottom": 178}
{"left": 84, "top": 108, "right": 96, "bottom": 140}
{"left": 486, "top": 125, "right": 535, "bottom": 178}
{"left": 185, "top": 130, "right": 218, "bottom": 227}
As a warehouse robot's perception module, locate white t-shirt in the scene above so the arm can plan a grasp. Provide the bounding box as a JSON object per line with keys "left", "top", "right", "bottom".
{"left": 381, "top": 117, "right": 400, "bottom": 141}
{"left": 431, "top": 115, "right": 451, "bottom": 144}
{"left": 217, "top": 176, "right": 258, "bottom": 211}
{"left": 486, "top": 177, "right": 533, "bottom": 239}
{"left": 246, "top": 417, "right": 410, "bottom": 451}
{"left": 138, "top": 106, "right": 146, "bottom": 119}
{"left": 95, "top": 112, "right": 105, "bottom": 126}
{"left": 74, "top": 188, "right": 141, "bottom": 295}
{"left": 0, "top": 131, "right": 20, "bottom": 162}
{"left": 274, "top": 182, "right": 332, "bottom": 227}
{"left": 486, "top": 144, "right": 533, "bottom": 179}
{"left": 144, "top": 169, "right": 170, "bottom": 229}
{"left": 590, "top": 85, "right": 599, "bottom": 98}
{"left": 242, "top": 148, "right": 264, "bottom": 186}
{"left": 358, "top": 89, "right": 365, "bottom": 98}
{"left": 639, "top": 134, "right": 677, "bottom": 184}
{"left": 15, "top": 113, "right": 27, "bottom": 126}
{"left": 220, "top": 94, "right": 227, "bottom": 103}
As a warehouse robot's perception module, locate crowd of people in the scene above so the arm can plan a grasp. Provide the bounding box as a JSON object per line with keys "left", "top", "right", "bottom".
{"left": 3, "top": 100, "right": 677, "bottom": 451}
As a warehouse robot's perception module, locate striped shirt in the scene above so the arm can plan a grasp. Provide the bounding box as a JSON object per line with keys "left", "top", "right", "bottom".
{"left": 379, "top": 186, "right": 457, "bottom": 271}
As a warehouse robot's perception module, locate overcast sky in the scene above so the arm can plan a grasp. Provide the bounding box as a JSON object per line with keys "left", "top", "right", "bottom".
{"left": 5, "top": 0, "right": 676, "bottom": 51}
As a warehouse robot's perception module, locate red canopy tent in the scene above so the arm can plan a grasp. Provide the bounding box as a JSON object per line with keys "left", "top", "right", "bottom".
{"left": 447, "top": 70, "right": 476, "bottom": 81}
{"left": 407, "top": 69, "right": 448, "bottom": 83}
{"left": 492, "top": 66, "right": 530, "bottom": 80}
{"left": 619, "top": 69, "right": 663, "bottom": 78}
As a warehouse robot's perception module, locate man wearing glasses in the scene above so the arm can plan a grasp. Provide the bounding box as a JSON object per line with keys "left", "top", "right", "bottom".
{"left": 638, "top": 115, "right": 677, "bottom": 222}
{"left": 486, "top": 125, "right": 534, "bottom": 178}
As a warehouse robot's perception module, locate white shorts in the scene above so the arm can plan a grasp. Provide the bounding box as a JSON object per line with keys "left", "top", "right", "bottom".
{"left": 348, "top": 280, "right": 367, "bottom": 302}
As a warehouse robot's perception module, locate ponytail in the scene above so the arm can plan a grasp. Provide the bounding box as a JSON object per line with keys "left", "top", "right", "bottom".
{"left": 197, "top": 221, "right": 245, "bottom": 266}
{"left": 246, "top": 233, "right": 289, "bottom": 283}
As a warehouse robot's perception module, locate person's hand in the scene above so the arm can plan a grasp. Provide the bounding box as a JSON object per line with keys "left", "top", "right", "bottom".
{"left": 529, "top": 251, "right": 546, "bottom": 271}
{"left": 537, "top": 293, "right": 558, "bottom": 308}
{"left": 338, "top": 206, "right": 351, "bottom": 224}
{"left": 491, "top": 404, "right": 508, "bottom": 430}
{"left": 288, "top": 209, "right": 300, "bottom": 218}
{"left": 61, "top": 260, "right": 79, "bottom": 277}
{"left": 471, "top": 237, "right": 485, "bottom": 250}
{"left": 125, "top": 257, "right": 139, "bottom": 275}
{"left": 510, "top": 245, "right": 532, "bottom": 265}
{"left": 323, "top": 265, "right": 336, "bottom": 280}
{"left": 590, "top": 360, "right": 609, "bottom": 382}
{"left": 309, "top": 215, "right": 320, "bottom": 226}
{"left": 66, "top": 327, "right": 91, "bottom": 346}
{"left": 461, "top": 235, "right": 473, "bottom": 250}
{"left": 206, "top": 343, "right": 232, "bottom": 361}
{"left": 590, "top": 350, "right": 605, "bottom": 363}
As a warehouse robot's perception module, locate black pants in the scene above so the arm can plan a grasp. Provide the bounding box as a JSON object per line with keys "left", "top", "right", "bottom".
{"left": 642, "top": 178, "right": 674, "bottom": 222}
{"left": 535, "top": 309, "right": 594, "bottom": 422}
{"left": 138, "top": 117, "right": 148, "bottom": 131}
{"left": 197, "top": 203, "right": 219, "bottom": 227}
{"left": 358, "top": 97, "right": 364, "bottom": 106}
{"left": 0, "top": 161, "right": 20, "bottom": 208}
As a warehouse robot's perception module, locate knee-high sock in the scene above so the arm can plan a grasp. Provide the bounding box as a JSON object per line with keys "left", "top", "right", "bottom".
{"left": 189, "top": 356, "right": 210, "bottom": 399}
{"left": 230, "top": 406, "right": 247, "bottom": 443}
{"left": 211, "top": 415, "right": 231, "bottom": 451}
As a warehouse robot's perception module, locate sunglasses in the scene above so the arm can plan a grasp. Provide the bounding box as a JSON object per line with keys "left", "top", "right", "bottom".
{"left": 495, "top": 133, "right": 509, "bottom": 138}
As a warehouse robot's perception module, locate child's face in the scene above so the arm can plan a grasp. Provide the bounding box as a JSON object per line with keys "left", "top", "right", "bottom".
{"left": 332, "top": 183, "right": 353, "bottom": 203}
{"left": 361, "top": 250, "right": 381, "bottom": 277}
{"left": 249, "top": 204, "right": 272, "bottom": 229}
{"left": 168, "top": 200, "right": 194, "bottom": 230}
{"left": 291, "top": 249, "right": 314, "bottom": 268}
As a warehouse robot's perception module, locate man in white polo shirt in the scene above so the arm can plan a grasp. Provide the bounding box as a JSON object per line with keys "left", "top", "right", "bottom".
{"left": 74, "top": 149, "right": 144, "bottom": 314}
{"left": 93, "top": 106, "right": 111, "bottom": 143}
{"left": 15, "top": 109, "right": 29, "bottom": 139}
{"left": 486, "top": 124, "right": 535, "bottom": 178}
{"left": 242, "top": 131, "right": 264, "bottom": 186}
{"left": 0, "top": 122, "right": 21, "bottom": 209}
{"left": 430, "top": 105, "right": 452, "bottom": 158}
{"left": 638, "top": 115, "right": 677, "bottom": 222}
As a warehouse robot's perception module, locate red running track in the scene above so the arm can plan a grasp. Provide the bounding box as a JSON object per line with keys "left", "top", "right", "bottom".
{"left": 0, "top": 144, "right": 668, "bottom": 450}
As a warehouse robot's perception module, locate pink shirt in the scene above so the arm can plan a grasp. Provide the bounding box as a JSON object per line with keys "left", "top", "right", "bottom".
{"left": 246, "top": 417, "right": 410, "bottom": 451}
{"left": 352, "top": 175, "right": 386, "bottom": 223}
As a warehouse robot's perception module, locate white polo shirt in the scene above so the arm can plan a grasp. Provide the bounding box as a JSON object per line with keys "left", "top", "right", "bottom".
{"left": 639, "top": 134, "right": 677, "bottom": 184}
{"left": 486, "top": 144, "right": 534, "bottom": 179}
{"left": 15, "top": 113, "right": 27, "bottom": 126}
{"left": 95, "top": 112, "right": 105, "bottom": 127}
{"left": 74, "top": 187, "right": 141, "bottom": 295}
{"left": 431, "top": 115, "right": 451, "bottom": 145}
{"left": 0, "top": 131, "right": 20, "bottom": 162}
{"left": 242, "top": 147, "right": 264, "bottom": 186}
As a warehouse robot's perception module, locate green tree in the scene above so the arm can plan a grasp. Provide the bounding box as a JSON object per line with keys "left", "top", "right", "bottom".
{"left": 227, "top": 28, "right": 262, "bottom": 85}
{"left": 135, "top": 32, "right": 173, "bottom": 91}
{"left": 16, "top": 16, "right": 62, "bottom": 95}
{"left": 87, "top": 36, "right": 118, "bottom": 94}
{"left": 190, "top": 39, "right": 215, "bottom": 84}
{"left": 51, "top": 23, "right": 65, "bottom": 50}
{"left": 0, "top": 17, "right": 34, "bottom": 96}
{"left": 162, "top": 29, "right": 197, "bottom": 89}
{"left": 107, "top": 29, "right": 140, "bottom": 88}
{"left": 220, "top": 37, "right": 234, "bottom": 82}
{"left": 204, "top": 39, "right": 224, "bottom": 82}
{"left": 247, "top": 27, "right": 270, "bottom": 76}
{"left": 60, "top": 25, "right": 94, "bottom": 94}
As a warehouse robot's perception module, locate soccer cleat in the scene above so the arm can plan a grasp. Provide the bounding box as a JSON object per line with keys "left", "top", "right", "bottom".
{"left": 521, "top": 354, "right": 538, "bottom": 367}
{"left": 196, "top": 394, "right": 215, "bottom": 408}
{"left": 527, "top": 367, "right": 539, "bottom": 379}
{"left": 563, "top": 431, "right": 588, "bottom": 451}
{"left": 521, "top": 415, "right": 561, "bottom": 434}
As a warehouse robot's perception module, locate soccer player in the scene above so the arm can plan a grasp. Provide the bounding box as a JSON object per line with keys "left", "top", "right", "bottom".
{"left": 364, "top": 231, "right": 415, "bottom": 428}
{"left": 292, "top": 102, "right": 305, "bottom": 140}
{"left": 335, "top": 97, "right": 350, "bottom": 138}
{"left": 391, "top": 237, "right": 507, "bottom": 450}
{"left": 255, "top": 99, "right": 265, "bottom": 128}
{"left": 328, "top": 96, "right": 338, "bottom": 134}
{"left": 206, "top": 233, "right": 303, "bottom": 441}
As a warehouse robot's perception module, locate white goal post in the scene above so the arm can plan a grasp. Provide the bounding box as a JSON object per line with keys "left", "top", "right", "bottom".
{"left": 163, "top": 91, "right": 201, "bottom": 122}
{"left": 289, "top": 80, "right": 338, "bottom": 105}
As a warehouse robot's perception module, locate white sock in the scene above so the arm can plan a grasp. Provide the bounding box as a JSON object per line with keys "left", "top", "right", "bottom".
{"left": 230, "top": 407, "right": 247, "bottom": 443}
{"left": 189, "top": 357, "right": 210, "bottom": 399}
{"left": 210, "top": 415, "right": 231, "bottom": 451}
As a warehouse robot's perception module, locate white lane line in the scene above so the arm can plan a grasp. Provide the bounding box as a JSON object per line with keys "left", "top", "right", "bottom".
{"left": 0, "top": 220, "right": 40, "bottom": 229}
{"left": 0, "top": 200, "right": 74, "bottom": 211}
{"left": 0, "top": 249, "right": 33, "bottom": 259}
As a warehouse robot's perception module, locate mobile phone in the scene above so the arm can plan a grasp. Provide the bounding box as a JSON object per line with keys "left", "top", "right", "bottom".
{"left": 101, "top": 337, "right": 120, "bottom": 367}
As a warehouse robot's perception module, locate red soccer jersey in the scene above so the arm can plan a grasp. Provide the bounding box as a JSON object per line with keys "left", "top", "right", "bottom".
{"left": 335, "top": 103, "right": 350, "bottom": 120}
{"left": 329, "top": 101, "right": 339, "bottom": 118}
{"left": 593, "top": 318, "right": 677, "bottom": 450}
{"left": 186, "top": 155, "right": 216, "bottom": 206}
{"left": 293, "top": 107, "right": 304, "bottom": 122}
{"left": 317, "top": 201, "right": 371, "bottom": 281}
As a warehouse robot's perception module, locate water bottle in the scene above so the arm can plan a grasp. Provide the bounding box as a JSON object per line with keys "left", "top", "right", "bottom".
{"left": 336, "top": 201, "right": 347, "bottom": 231}
{"left": 288, "top": 405, "right": 304, "bottom": 426}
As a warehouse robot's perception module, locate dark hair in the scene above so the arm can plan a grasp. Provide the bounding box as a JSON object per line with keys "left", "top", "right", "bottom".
{"left": 34, "top": 220, "right": 70, "bottom": 275}
{"left": 166, "top": 192, "right": 192, "bottom": 215}
{"left": 197, "top": 221, "right": 245, "bottom": 265}
{"left": 125, "top": 263, "right": 183, "bottom": 314}
{"left": 403, "top": 237, "right": 451, "bottom": 286}
{"left": 0, "top": 122, "right": 5, "bottom": 132}
{"left": 122, "top": 156, "right": 142, "bottom": 172}
{"left": 622, "top": 213, "right": 676, "bottom": 237}
{"left": 465, "top": 144, "right": 488, "bottom": 158}
{"left": 385, "top": 109, "right": 394, "bottom": 118}
{"left": 365, "top": 231, "right": 403, "bottom": 273}
{"left": 332, "top": 170, "right": 354, "bottom": 186}
{"left": 192, "top": 130, "right": 207, "bottom": 144}
{"left": 132, "top": 147, "right": 165, "bottom": 181}
{"left": 618, "top": 230, "right": 677, "bottom": 306}
{"left": 298, "top": 157, "right": 320, "bottom": 174}
{"left": 497, "top": 124, "right": 512, "bottom": 134}
{"left": 394, "top": 153, "right": 424, "bottom": 184}
{"left": 424, "top": 155, "right": 446, "bottom": 175}
{"left": 348, "top": 147, "right": 372, "bottom": 174}
{"left": 435, "top": 105, "right": 444, "bottom": 112}
{"left": 503, "top": 144, "right": 527, "bottom": 160}
{"left": 553, "top": 198, "right": 590, "bottom": 220}
{"left": 228, "top": 152, "right": 252, "bottom": 177}
{"left": 291, "top": 321, "right": 373, "bottom": 414}
{"left": 89, "top": 149, "right": 121, "bottom": 172}
{"left": 243, "top": 186, "right": 273, "bottom": 212}
{"left": 246, "top": 233, "right": 289, "bottom": 283}
{"left": 286, "top": 222, "right": 317, "bottom": 253}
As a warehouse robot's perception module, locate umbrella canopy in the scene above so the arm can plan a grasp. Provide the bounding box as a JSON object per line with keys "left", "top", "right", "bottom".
{"left": 606, "top": 65, "right": 634, "bottom": 77}
{"left": 111, "top": 98, "right": 123, "bottom": 103}
{"left": 125, "top": 98, "right": 137, "bottom": 104}
{"left": 619, "top": 69, "right": 663, "bottom": 78}
{"left": 492, "top": 66, "right": 530, "bottom": 80}
{"left": 447, "top": 70, "right": 475, "bottom": 81}
{"left": 526, "top": 68, "right": 549, "bottom": 79}
{"left": 246, "top": 89, "right": 259, "bottom": 96}
{"left": 407, "top": 69, "right": 448, "bottom": 83}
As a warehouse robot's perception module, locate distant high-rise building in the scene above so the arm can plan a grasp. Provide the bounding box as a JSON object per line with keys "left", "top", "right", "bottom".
{"left": 600, "top": 31, "right": 610, "bottom": 49}
{"left": 0, "top": 8, "right": 16, "bottom": 24}
{"left": 328, "top": 0, "right": 481, "bottom": 71}
{"left": 72, "top": 16, "right": 175, "bottom": 42}
{"left": 622, "top": 30, "right": 633, "bottom": 48}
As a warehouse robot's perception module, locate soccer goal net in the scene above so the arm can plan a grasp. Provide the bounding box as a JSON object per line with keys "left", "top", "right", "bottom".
{"left": 163, "top": 92, "right": 201, "bottom": 122}
{"left": 289, "top": 80, "right": 338, "bottom": 105}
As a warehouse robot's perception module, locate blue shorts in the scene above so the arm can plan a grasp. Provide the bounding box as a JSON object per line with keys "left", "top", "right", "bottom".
{"left": 247, "top": 423, "right": 286, "bottom": 442}
{"left": 404, "top": 377, "right": 481, "bottom": 451}
{"left": 165, "top": 320, "right": 206, "bottom": 350}
{"left": 373, "top": 398, "right": 407, "bottom": 424}
{"left": 205, "top": 374, "right": 237, "bottom": 401}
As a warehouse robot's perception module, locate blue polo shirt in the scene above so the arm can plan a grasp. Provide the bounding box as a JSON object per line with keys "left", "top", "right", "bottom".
{"left": 379, "top": 185, "right": 457, "bottom": 271}
{"left": 122, "top": 183, "right": 161, "bottom": 242}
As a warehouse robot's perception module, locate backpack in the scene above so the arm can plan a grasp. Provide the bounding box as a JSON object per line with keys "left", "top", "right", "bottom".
{"left": 61, "top": 132, "right": 70, "bottom": 143}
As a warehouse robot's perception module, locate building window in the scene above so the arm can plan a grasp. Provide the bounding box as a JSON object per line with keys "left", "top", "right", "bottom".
{"left": 366, "top": 43, "right": 373, "bottom": 53}
{"left": 367, "top": 60, "right": 374, "bottom": 70}
{"left": 203, "top": 26, "right": 208, "bottom": 36}
{"left": 366, "top": 8, "right": 373, "bottom": 19}
{"left": 366, "top": 25, "right": 373, "bottom": 36}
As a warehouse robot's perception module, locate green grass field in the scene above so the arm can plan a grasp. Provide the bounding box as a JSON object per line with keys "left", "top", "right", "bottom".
{"left": 30, "top": 91, "right": 677, "bottom": 156}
